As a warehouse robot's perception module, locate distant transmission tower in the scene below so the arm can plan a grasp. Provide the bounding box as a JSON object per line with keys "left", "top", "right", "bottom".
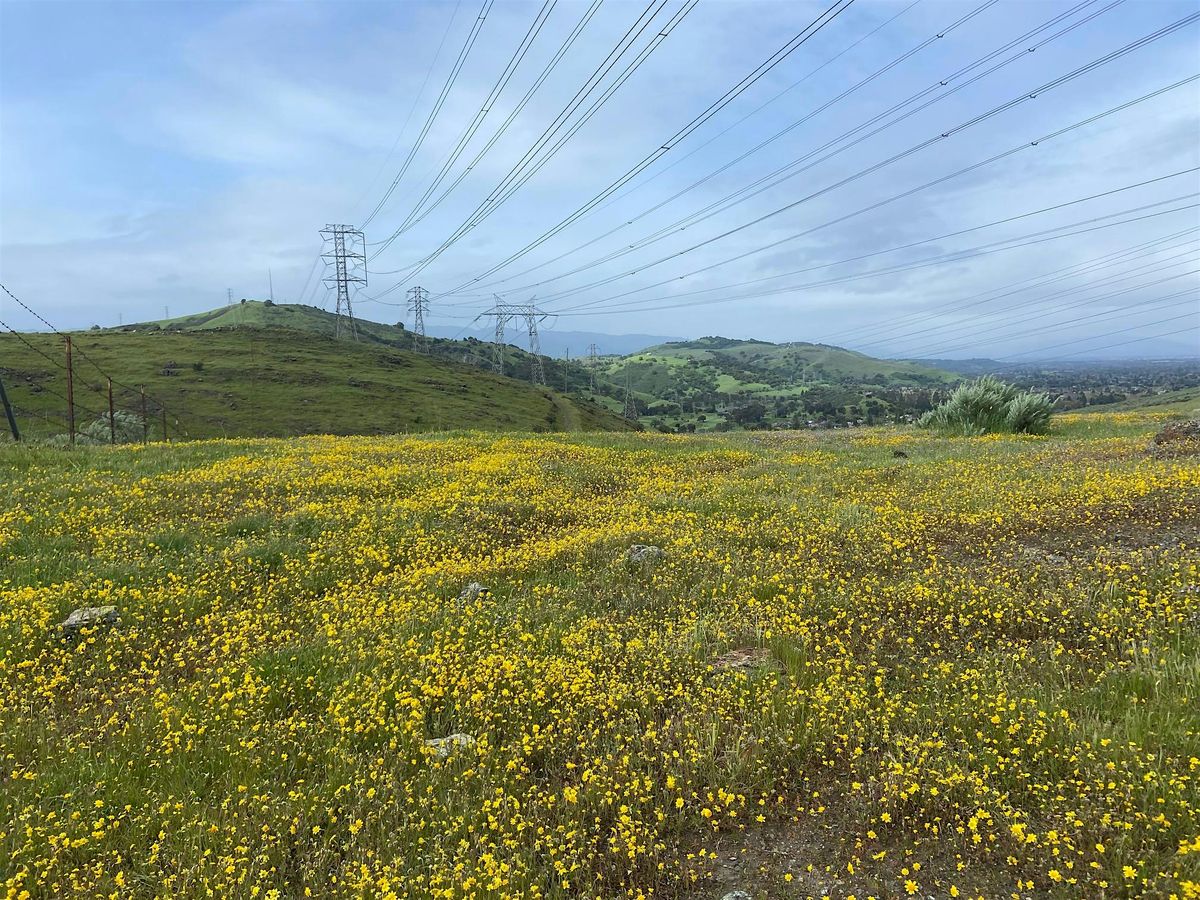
{"left": 586, "top": 342, "right": 599, "bottom": 391}
{"left": 622, "top": 373, "right": 638, "bottom": 421}
{"left": 484, "top": 299, "right": 554, "bottom": 385}
{"left": 406, "top": 286, "right": 430, "bottom": 349}
{"left": 524, "top": 307, "right": 546, "bottom": 386}
{"left": 486, "top": 298, "right": 513, "bottom": 375}
{"left": 320, "top": 224, "right": 367, "bottom": 340}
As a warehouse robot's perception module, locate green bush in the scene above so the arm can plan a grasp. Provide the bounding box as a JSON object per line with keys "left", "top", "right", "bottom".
{"left": 918, "top": 376, "right": 1052, "bottom": 436}
{"left": 79, "top": 410, "right": 144, "bottom": 444}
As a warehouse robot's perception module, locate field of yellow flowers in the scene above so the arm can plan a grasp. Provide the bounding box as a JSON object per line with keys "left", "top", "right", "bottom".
{"left": 2, "top": 413, "right": 1198, "bottom": 899}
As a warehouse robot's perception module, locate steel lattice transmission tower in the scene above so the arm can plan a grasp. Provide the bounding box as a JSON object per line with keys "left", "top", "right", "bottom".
{"left": 484, "top": 299, "right": 554, "bottom": 385}
{"left": 622, "top": 373, "right": 638, "bottom": 421}
{"left": 320, "top": 224, "right": 367, "bottom": 340}
{"left": 586, "top": 342, "right": 599, "bottom": 391}
{"left": 406, "top": 286, "right": 430, "bottom": 349}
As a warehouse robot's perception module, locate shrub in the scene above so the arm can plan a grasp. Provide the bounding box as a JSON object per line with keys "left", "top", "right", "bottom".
{"left": 918, "top": 376, "right": 1052, "bottom": 436}
{"left": 79, "top": 410, "right": 144, "bottom": 444}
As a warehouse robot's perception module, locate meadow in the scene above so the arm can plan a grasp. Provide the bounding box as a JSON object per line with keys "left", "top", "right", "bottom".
{"left": 1, "top": 412, "right": 1198, "bottom": 899}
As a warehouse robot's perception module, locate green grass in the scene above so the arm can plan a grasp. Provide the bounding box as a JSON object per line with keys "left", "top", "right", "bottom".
{"left": 0, "top": 326, "right": 631, "bottom": 439}
{"left": 1080, "top": 386, "right": 1200, "bottom": 417}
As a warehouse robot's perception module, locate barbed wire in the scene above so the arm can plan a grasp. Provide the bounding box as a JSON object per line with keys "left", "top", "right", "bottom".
{"left": 0, "top": 285, "right": 226, "bottom": 439}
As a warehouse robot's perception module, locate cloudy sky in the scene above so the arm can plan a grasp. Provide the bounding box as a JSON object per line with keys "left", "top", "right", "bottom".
{"left": 1, "top": 0, "right": 1198, "bottom": 359}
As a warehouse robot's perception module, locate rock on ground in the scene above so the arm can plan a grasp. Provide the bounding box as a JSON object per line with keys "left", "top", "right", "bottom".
{"left": 425, "top": 733, "right": 476, "bottom": 758}
{"left": 60, "top": 606, "right": 119, "bottom": 635}
{"left": 457, "top": 582, "right": 489, "bottom": 602}
{"left": 626, "top": 544, "right": 664, "bottom": 565}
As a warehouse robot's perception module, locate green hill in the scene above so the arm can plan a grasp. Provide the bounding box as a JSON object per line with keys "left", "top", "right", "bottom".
{"left": 1077, "top": 386, "right": 1200, "bottom": 416}
{"left": 129, "top": 301, "right": 598, "bottom": 391}
{"left": 599, "top": 337, "right": 955, "bottom": 430}
{"left": 139, "top": 300, "right": 413, "bottom": 343}
{"left": 0, "top": 325, "right": 632, "bottom": 441}
{"left": 0, "top": 304, "right": 961, "bottom": 440}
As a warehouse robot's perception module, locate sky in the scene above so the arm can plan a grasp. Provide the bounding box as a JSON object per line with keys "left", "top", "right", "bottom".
{"left": 1, "top": 0, "right": 1198, "bottom": 360}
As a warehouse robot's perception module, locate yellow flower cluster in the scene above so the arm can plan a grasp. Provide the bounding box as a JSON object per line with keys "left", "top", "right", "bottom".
{"left": 1, "top": 416, "right": 1197, "bottom": 898}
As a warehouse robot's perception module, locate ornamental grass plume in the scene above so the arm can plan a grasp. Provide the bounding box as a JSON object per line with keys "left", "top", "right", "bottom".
{"left": 918, "top": 375, "right": 1053, "bottom": 435}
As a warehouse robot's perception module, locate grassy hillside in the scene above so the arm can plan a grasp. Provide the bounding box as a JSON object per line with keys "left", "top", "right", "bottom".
{"left": 1079, "top": 385, "right": 1200, "bottom": 416}
{"left": 0, "top": 327, "right": 632, "bottom": 440}
{"left": 130, "top": 301, "right": 610, "bottom": 395}
{"left": 602, "top": 336, "right": 955, "bottom": 430}
{"left": 94, "top": 306, "right": 964, "bottom": 434}
{"left": 3, "top": 411, "right": 1197, "bottom": 897}
{"left": 139, "top": 300, "right": 413, "bottom": 344}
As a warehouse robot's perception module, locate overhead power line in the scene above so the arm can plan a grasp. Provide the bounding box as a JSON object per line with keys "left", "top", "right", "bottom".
{"left": 829, "top": 224, "right": 1200, "bottom": 347}
{"left": 385, "top": 0, "right": 560, "bottom": 236}
{"left": 998, "top": 307, "right": 1200, "bottom": 360}
{"left": 549, "top": 171, "right": 1199, "bottom": 317}
{"left": 361, "top": 0, "right": 495, "bottom": 229}
{"left": 551, "top": 203, "right": 1200, "bottom": 319}
{"left": 886, "top": 265, "right": 1200, "bottom": 358}
{"left": 516, "top": 15, "right": 1200, "bottom": 312}
{"left": 534, "top": 71, "right": 1200, "bottom": 319}
{"left": 368, "top": 0, "right": 688, "bottom": 267}
{"left": 349, "top": 0, "right": 465, "bottom": 222}
{"left": 469, "top": 0, "right": 1121, "bottom": 302}
{"left": 848, "top": 239, "right": 1200, "bottom": 348}
{"left": 369, "top": 0, "right": 607, "bottom": 275}
{"left": 435, "top": 0, "right": 862, "bottom": 289}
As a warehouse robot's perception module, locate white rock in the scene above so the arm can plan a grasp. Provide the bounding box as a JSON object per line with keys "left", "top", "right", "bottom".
{"left": 425, "top": 732, "right": 476, "bottom": 758}
{"left": 61, "top": 606, "right": 119, "bottom": 634}
{"left": 626, "top": 544, "right": 664, "bottom": 565}
{"left": 457, "top": 582, "right": 489, "bottom": 602}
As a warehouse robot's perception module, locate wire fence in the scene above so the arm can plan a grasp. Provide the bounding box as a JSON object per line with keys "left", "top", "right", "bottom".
{"left": 0, "top": 283, "right": 232, "bottom": 445}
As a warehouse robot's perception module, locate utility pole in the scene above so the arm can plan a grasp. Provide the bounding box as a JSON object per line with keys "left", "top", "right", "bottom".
{"left": 623, "top": 372, "right": 638, "bottom": 422}
{"left": 320, "top": 224, "right": 367, "bottom": 340}
{"left": 227, "top": 288, "right": 233, "bottom": 307}
{"left": 268, "top": 269, "right": 275, "bottom": 304}
{"left": 160, "top": 408, "right": 168, "bottom": 442}
{"left": 140, "top": 387, "right": 148, "bottom": 444}
{"left": 0, "top": 373, "right": 19, "bottom": 441}
{"left": 406, "top": 286, "right": 430, "bottom": 350}
{"left": 64, "top": 336, "right": 75, "bottom": 446}
{"left": 107, "top": 377, "right": 116, "bottom": 445}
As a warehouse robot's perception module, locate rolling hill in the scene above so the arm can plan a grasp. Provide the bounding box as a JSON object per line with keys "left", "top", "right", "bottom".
{"left": 600, "top": 337, "right": 955, "bottom": 429}
{"left": 0, "top": 325, "right": 632, "bottom": 440}
{"left": 1, "top": 303, "right": 968, "bottom": 440}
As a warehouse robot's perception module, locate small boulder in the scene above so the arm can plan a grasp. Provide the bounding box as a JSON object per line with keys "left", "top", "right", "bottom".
{"left": 892, "top": 449, "right": 909, "bottom": 459}
{"left": 720, "top": 892, "right": 753, "bottom": 900}
{"left": 457, "top": 582, "right": 489, "bottom": 603}
{"left": 425, "top": 732, "right": 476, "bottom": 758}
{"left": 626, "top": 544, "right": 664, "bottom": 565}
{"left": 60, "top": 606, "right": 119, "bottom": 636}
